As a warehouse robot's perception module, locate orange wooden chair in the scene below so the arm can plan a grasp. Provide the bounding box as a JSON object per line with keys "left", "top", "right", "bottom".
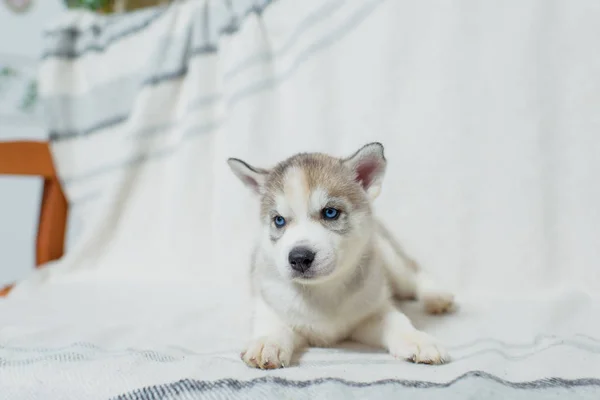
{"left": 0, "top": 141, "right": 68, "bottom": 296}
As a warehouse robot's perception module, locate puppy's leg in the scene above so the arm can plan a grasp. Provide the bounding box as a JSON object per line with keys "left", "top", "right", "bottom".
{"left": 376, "top": 220, "right": 455, "bottom": 314}
{"left": 241, "top": 298, "right": 306, "bottom": 369}
{"left": 351, "top": 304, "right": 450, "bottom": 364}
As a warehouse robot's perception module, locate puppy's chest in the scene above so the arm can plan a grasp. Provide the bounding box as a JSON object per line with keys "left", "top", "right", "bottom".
{"left": 262, "top": 279, "right": 387, "bottom": 346}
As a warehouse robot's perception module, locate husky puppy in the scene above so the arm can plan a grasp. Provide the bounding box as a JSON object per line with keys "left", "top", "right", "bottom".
{"left": 228, "top": 143, "right": 455, "bottom": 369}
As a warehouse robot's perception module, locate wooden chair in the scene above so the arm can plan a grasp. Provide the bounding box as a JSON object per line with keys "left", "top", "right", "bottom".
{"left": 0, "top": 141, "right": 68, "bottom": 296}
{"left": 0, "top": 1, "right": 174, "bottom": 297}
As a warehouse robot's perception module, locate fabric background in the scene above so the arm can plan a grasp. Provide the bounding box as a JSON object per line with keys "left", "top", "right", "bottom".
{"left": 1, "top": 0, "right": 599, "bottom": 398}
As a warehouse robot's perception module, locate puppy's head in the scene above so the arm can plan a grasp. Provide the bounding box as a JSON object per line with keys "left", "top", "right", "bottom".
{"left": 228, "top": 143, "right": 386, "bottom": 284}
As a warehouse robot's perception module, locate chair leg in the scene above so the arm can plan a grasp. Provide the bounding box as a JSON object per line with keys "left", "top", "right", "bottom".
{"left": 36, "top": 177, "right": 68, "bottom": 267}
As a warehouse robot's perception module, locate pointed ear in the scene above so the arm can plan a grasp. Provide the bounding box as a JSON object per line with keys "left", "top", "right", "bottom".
{"left": 227, "top": 158, "right": 269, "bottom": 195}
{"left": 343, "top": 142, "right": 387, "bottom": 200}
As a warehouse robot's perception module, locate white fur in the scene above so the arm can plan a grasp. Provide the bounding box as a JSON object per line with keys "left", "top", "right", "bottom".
{"left": 309, "top": 187, "right": 329, "bottom": 211}
{"left": 230, "top": 144, "right": 455, "bottom": 369}
{"left": 244, "top": 234, "right": 454, "bottom": 369}
{"left": 245, "top": 216, "right": 453, "bottom": 369}
{"left": 270, "top": 169, "right": 341, "bottom": 282}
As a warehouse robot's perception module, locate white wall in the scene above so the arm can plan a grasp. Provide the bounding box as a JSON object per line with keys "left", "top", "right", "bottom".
{"left": 0, "top": 1, "right": 65, "bottom": 285}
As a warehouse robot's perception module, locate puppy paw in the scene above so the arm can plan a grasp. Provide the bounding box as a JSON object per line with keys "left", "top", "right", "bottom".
{"left": 240, "top": 337, "right": 291, "bottom": 369}
{"left": 390, "top": 331, "right": 450, "bottom": 365}
{"left": 422, "top": 291, "right": 455, "bottom": 315}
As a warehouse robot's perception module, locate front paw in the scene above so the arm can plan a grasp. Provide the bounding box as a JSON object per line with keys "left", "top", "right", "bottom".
{"left": 241, "top": 337, "right": 292, "bottom": 369}
{"left": 390, "top": 331, "right": 450, "bottom": 365}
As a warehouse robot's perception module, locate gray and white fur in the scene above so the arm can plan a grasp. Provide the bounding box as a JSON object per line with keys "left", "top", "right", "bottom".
{"left": 228, "top": 143, "right": 455, "bottom": 369}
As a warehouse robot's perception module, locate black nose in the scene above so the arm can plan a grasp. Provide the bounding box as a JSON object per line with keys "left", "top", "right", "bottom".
{"left": 288, "top": 247, "right": 315, "bottom": 273}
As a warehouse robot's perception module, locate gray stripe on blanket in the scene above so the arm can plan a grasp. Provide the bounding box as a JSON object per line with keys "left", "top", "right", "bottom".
{"left": 111, "top": 372, "right": 600, "bottom": 400}
{"left": 44, "top": 0, "right": 345, "bottom": 140}
{"left": 42, "top": 6, "right": 168, "bottom": 60}
{"left": 54, "top": 0, "right": 385, "bottom": 187}
{"left": 2, "top": 335, "right": 599, "bottom": 366}
{"left": 42, "top": 0, "right": 274, "bottom": 61}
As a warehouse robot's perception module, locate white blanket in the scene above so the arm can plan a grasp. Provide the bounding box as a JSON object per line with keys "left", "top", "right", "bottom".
{"left": 2, "top": 0, "right": 600, "bottom": 398}
{"left": 1, "top": 282, "right": 600, "bottom": 399}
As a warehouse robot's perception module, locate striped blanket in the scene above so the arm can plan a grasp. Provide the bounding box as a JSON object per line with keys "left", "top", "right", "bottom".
{"left": 1, "top": 283, "right": 599, "bottom": 399}
{"left": 2, "top": 0, "right": 600, "bottom": 398}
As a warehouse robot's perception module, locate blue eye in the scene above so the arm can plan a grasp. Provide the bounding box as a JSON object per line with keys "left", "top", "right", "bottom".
{"left": 274, "top": 215, "right": 286, "bottom": 227}
{"left": 322, "top": 207, "right": 340, "bottom": 220}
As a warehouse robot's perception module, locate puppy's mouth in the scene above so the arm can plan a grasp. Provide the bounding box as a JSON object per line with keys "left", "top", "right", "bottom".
{"left": 289, "top": 261, "right": 336, "bottom": 283}
{"left": 290, "top": 269, "right": 319, "bottom": 281}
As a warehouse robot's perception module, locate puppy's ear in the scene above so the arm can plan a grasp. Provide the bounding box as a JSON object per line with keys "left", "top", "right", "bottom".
{"left": 227, "top": 158, "right": 269, "bottom": 195}
{"left": 343, "top": 142, "right": 387, "bottom": 200}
